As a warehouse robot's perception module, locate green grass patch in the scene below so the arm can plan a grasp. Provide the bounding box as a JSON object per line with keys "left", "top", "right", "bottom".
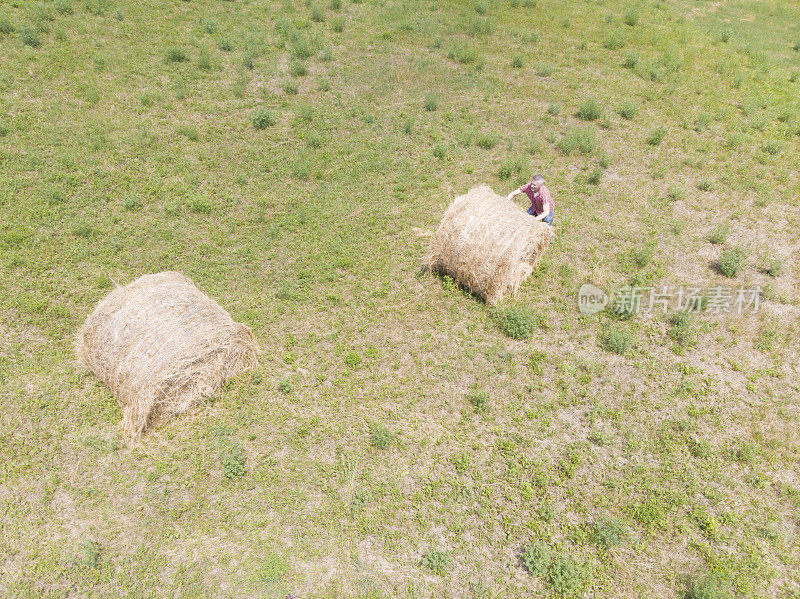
{"left": 165, "top": 46, "right": 189, "bottom": 63}
{"left": 576, "top": 98, "right": 604, "bottom": 121}
{"left": 497, "top": 306, "right": 537, "bottom": 340}
{"left": 420, "top": 549, "right": 450, "bottom": 574}
{"left": 253, "top": 109, "right": 276, "bottom": 129}
{"left": 646, "top": 127, "right": 667, "bottom": 146}
{"left": 557, "top": 127, "right": 597, "bottom": 155}
{"left": 618, "top": 101, "right": 638, "bottom": 119}
{"left": 601, "top": 326, "right": 634, "bottom": 355}
{"left": 467, "top": 389, "right": 490, "bottom": 413}
{"left": 717, "top": 246, "right": 748, "bottom": 277}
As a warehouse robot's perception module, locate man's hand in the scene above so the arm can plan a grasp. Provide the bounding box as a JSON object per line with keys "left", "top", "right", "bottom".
{"left": 534, "top": 205, "right": 550, "bottom": 222}
{"left": 506, "top": 189, "right": 518, "bottom": 201}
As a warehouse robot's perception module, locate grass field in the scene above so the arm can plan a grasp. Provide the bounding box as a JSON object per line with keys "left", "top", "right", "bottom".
{"left": 1, "top": 0, "right": 799, "bottom": 597}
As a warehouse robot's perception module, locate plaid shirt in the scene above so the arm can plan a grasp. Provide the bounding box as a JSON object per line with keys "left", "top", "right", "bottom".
{"left": 520, "top": 183, "right": 554, "bottom": 216}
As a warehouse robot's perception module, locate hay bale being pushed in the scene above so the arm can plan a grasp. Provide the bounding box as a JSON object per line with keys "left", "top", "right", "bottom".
{"left": 427, "top": 185, "right": 553, "bottom": 304}
{"left": 76, "top": 272, "right": 260, "bottom": 436}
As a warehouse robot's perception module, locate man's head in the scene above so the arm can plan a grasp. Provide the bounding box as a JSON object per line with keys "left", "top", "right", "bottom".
{"left": 531, "top": 174, "right": 545, "bottom": 189}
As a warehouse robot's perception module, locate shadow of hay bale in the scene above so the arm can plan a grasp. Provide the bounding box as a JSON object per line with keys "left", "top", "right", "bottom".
{"left": 425, "top": 186, "right": 553, "bottom": 304}
{"left": 76, "top": 271, "right": 260, "bottom": 437}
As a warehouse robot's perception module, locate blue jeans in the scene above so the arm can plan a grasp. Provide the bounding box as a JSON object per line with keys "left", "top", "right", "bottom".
{"left": 528, "top": 206, "right": 554, "bottom": 225}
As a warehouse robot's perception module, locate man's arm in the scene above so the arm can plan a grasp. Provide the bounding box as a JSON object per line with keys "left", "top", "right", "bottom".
{"left": 506, "top": 187, "right": 522, "bottom": 201}
{"left": 533, "top": 204, "right": 550, "bottom": 221}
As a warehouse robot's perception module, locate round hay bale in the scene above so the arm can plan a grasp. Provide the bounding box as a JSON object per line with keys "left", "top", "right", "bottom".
{"left": 426, "top": 185, "right": 553, "bottom": 304}
{"left": 76, "top": 271, "right": 260, "bottom": 437}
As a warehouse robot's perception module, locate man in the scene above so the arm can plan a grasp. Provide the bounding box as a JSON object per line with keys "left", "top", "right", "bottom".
{"left": 506, "top": 174, "right": 554, "bottom": 226}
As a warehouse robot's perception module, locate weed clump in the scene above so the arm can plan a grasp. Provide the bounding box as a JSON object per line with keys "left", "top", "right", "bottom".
{"left": 252, "top": 109, "right": 276, "bottom": 129}
{"left": 466, "top": 17, "right": 495, "bottom": 37}
{"left": 20, "top": 27, "right": 41, "bottom": 48}
{"left": 344, "top": 350, "right": 361, "bottom": 368}
{"left": 623, "top": 7, "right": 639, "bottom": 26}
{"left": 558, "top": 127, "right": 597, "bottom": 155}
{"left": 81, "top": 541, "right": 102, "bottom": 569}
{"left": 201, "top": 18, "right": 218, "bottom": 34}
{"left": 709, "top": 222, "right": 729, "bottom": 244}
{"left": 424, "top": 92, "right": 438, "bottom": 111}
{"left": 577, "top": 98, "right": 604, "bottom": 121}
{"left": 693, "top": 113, "right": 712, "bottom": 132}
{"left": 717, "top": 246, "right": 748, "bottom": 277}
{"left": 421, "top": 549, "right": 450, "bottom": 575}
{"left": 178, "top": 125, "right": 199, "bottom": 141}
{"left": 602, "top": 326, "right": 634, "bottom": 355}
{"left": 587, "top": 168, "right": 603, "bottom": 185}
{"left": 646, "top": 127, "right": 667, "bottom": 146}
{"left": 629, "top": 243, "right": 655, "bottom": 268}
{"left": 498, "top": 157, "right": 523, "bottom": 180}
{"left": 668, "top": 311, "right": 696, "bottom": 348}
{"left": 72, "top": 222, "right": 97, "bottom": 238}
{"left": 289, "top": 60, "right": 308, "bottom": 76}
{"left": 592, "top": 516, "right": 628, "bottom": 548}
{"left": 521, "top": 543, "right": 590, "bottom": 595}
{"left": 667, "top": 186, "right": 685, "bottom": 201}
{"left": 529, "top": 350, "right": 546, "bottom": 375}
{"left": 476, "top": 132, "right": 499, "bottom": 149}
{"left": 521, "top": 542, "right": 550, "bottom": 578}
{"left": 123, "top": 197, "right": 143, "bottom": 211}
{"left": 289, "top": 36, "right": 315, "bottom": 59}
{"left": 221, "top": 445, "right": 246, "bottom": 479}
{"left": 762, "top": 140, "right": 782, "bottom": 155}
{"left": 292, "top": 159, "right": 310, "bottom": 180}
{"left": 189, "top": 196, "right": 213, "bottom": 214}
{"left": 762, "top": 255, "right": 782, "bottom": 277}
{"left": 468, "top": 389, "right": 490, "bottom": 413}
{"left": 619, "top": 101, "right": 638, "bottom": 119}
{"left": 370, "top": 424, "right": 395, "bottom": 450}
{"left": 448, "top": 44, "right": 478, "bottom": 64}
{"left": 603, "top": 30, "right": 627, "bottom": 50}
{"left": 197, "top": 49, "right": 211, "bottom": 71}
{"left": 310, "top": 4, "right": 326, "bottom": 22}
{"left": 684, "top": 573, "right": 731, "bottom": 599}
{"left": 497, "top": 306, "right": 536, "bottom": 340}
{"left": 623, "top": 53, "right": 639, "bottom": 69}
{"left": 165, "top": 47, "right": 188, "bottom": 63}
{"left": 0, "top": 15, "right": 15, "bottom": 34}
{"left": 697, "top": 179, "right": 714, "bottom": 191}
{"left": 754, "top": 327, "right": 777, "bottom": 352}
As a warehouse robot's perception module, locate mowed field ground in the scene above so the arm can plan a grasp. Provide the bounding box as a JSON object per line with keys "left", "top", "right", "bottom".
{"left": 1, "top": 0, "right": 800, "bottom": 597}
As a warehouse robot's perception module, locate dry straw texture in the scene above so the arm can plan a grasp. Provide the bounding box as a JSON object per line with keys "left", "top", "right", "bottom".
{"left": 76, "top": 271, "right": 260, "bottom": 437}
{"left": 427, "top": 186, "right": 553, "bottom": 304}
